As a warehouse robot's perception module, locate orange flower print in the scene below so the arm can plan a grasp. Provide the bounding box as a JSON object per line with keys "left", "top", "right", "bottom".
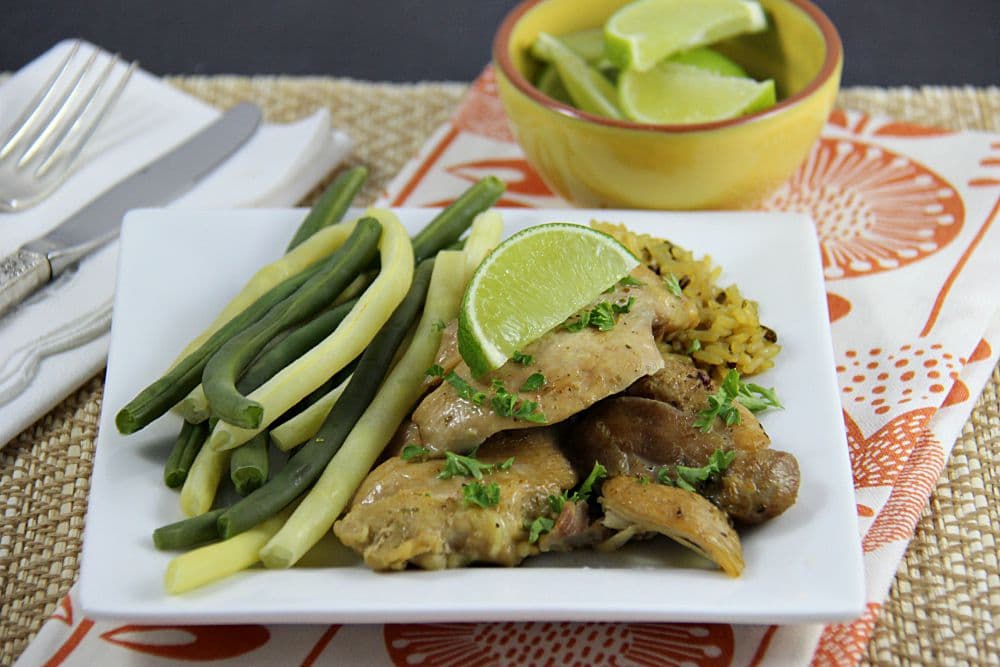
{"left": 761, "top": 138, "right": 964, "bottom": 280}
{"left": 385, "top": 622, "right": 735, "bottom": 667}
{"left": 826, "top": 292, "right": 851, "bottom": 323}
{"left": 844, "top": 408, "right": 934, "bottom": 489}
{"left": 452, "top": 68, "right": 515, "bottom": 143}
{"left": 837, "top": 343, "right": 963, "bottom": 416}
{"left": 99, "top": 624, "right": 270, "bottom": 661}
{"left": 446, "top": 158, "right": 553, "bottom": 197}
{"left": 862, "top": 432, "right": 944, "bottom": 553}
{"left": 811, "top": 603, "right": 881, "bottom": 667}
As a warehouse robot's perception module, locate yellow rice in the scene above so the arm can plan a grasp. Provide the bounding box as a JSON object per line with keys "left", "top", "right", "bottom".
{"left": 591, "top": 221, "right": 780, "bottom": 380}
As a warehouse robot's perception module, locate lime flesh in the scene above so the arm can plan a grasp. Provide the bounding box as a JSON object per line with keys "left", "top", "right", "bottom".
{"left": 535, "top": 32, "right": 623, "bottom": 119}
{"left": 605, "top": 0, "right": 767, "bottom": 72}
{"left": 458, "top": 223, "right": 639, "bottom": 377}
{"left": 532, "top": 28, "right": 606, "bottom": 64}
{"left": 668, "top": 46, "right": 748, "bottom": 77}
{"left": 619, "top": 62, "right": 776, "bottom": 124}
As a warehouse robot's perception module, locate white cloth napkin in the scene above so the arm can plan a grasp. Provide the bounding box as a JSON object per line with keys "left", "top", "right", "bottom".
{"left": 0, "top": 40, "right": 352, "bottom": 447}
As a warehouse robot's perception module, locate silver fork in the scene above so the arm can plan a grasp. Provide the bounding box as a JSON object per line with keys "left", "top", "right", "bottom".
{"left": 0, "top": 41, "right": 137, "bottom": 212}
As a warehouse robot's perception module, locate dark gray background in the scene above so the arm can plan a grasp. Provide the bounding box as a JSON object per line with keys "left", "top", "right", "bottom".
{"left": 2, "top": 1, "right": 998, "bottom": 85}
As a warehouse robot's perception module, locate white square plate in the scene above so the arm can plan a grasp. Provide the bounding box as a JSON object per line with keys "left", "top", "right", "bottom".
{"left": 81, "top": 207, "right": 864, "bottom": 624}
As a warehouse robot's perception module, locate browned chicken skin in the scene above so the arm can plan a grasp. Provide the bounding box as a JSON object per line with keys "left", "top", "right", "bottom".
{"left": 705, "top": 449, "right": 800, "bottom": 524}
{"left": 626, "top": 353, "right": 771, "bottom": 452}
{"left": 411, "top": 266, "right": 697, "bottom": 453}
{"left": 600, "top": 477, "right": 744, "bottom": 577}
{"left": 571, "top": 396, "right": 798, "bottom": 524}
{"left": 334, "top": 428, "right": 577, "bottom": 570}
{"left": 339, "top": 264, "right": 796, "bottom": 575}
{"left": 571, "top": 363, "right": 799, "bottom": 525}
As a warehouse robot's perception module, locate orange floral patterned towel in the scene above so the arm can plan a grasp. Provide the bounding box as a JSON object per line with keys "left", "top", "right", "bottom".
{"left": 17, "top": 69, "right": 1000, "bottom": 666}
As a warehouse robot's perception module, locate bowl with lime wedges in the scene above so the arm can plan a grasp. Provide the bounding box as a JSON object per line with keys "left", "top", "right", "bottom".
{"left": 492, "top": 0, "right": 842, "bottom": 209}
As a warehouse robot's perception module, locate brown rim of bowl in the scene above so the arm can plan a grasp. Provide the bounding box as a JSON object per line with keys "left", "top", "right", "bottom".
{"left": 492, "top": 0, "right": 843, "bottom": 133}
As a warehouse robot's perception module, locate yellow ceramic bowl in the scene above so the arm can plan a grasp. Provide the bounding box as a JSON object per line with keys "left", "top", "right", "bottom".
{"left": 492, "top": 0, "right": 842, "bottom": 209}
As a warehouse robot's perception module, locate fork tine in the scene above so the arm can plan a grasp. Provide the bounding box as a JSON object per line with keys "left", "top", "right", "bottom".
{"left": 16, "top": 47, "right": 101, "bottom": 169}
{"left": 33, "top": 55, "right": 131, "bottom": 179}
{"left": 0, "top": 40, "right": 82, "bottom": 160}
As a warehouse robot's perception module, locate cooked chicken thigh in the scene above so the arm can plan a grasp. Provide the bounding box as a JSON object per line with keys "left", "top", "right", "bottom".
{"left": 571, "top": 361, "right": 799, "bottom": 525}
{"left": 412, "top": 266, "right": 697, "bottom": 453}
{"left": 334, "top": 428, "right": 577, "bottom": 570}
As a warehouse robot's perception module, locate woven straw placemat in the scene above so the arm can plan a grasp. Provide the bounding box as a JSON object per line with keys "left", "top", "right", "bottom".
{"left": 0, "top": 79, "right": 997, "bottom": 666}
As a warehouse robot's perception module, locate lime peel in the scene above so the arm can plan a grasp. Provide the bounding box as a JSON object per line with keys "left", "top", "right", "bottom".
{"left": 458, "top": 223, "right": 639, "bottom": 377}
{"left": 619, "top": 62, "right": 776, "bottom": 124}
{"left": 605, "top": 0, "right": 768, "bottom": 72}
{"left": 535, "top": 33, "right": 624, "bottom": 119}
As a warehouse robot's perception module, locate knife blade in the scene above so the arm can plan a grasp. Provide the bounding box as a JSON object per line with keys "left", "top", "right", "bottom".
{"left": 0, "top": 102, "right": 262, "bottom": 318}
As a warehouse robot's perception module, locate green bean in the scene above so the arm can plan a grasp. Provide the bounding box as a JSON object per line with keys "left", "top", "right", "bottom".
{"left": 115, "top": 258, "right": 330, "bottom": 435}
{"left": 217, "top": 258, "right": 435, "bottom": 539}
{"left": 269, "top": 355, "right": 361, "bottom": 431}
{"left": 202, "top": 218, "right": 382, "bottom": 429}
{"left": 286, "top": 166, "right": 368, "bottom": 251}
{"left": 231, "top": 432, "right": 270, "bottom": 496}
{"left": 163, "top": 420, "right": 210, "bottom": 488}
{"left": 153, "top": 508, "right": 225, "bottom": 551}
{"left": 411, "top": 176, "right": 505, "bottom": 261}
{"left": 235, "top": 298, "right": 359, "bottom": 395}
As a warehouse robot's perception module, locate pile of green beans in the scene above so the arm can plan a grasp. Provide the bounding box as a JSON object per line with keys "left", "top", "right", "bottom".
{"left": 133, "top": 174, "right": 506, "bottom": 551}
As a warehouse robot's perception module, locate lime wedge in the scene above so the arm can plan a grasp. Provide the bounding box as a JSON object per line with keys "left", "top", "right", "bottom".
{"left": 534, "top": 32, "right": 623, "bottom": 119}
{"left": 619, "top": 62, "right": 775, "bottom": 123}
{"left": 458, "top": 223, "right": 639, "bottom": 377}
{"left": 669, "top": 46, "right": 747, "bottom": 77}
{"left": 532, "top": 28, "right": 606, "bottom": 64}
{"left": 535, "top": 64, "right": 574, "bottom": 105}
{"left": 605, "top": 0, "right": 767, "bottom": 72}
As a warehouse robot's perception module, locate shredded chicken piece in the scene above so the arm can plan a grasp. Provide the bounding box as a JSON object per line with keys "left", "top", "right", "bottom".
{"left": 599, "top": 476, "right": 744, "bottom": 577}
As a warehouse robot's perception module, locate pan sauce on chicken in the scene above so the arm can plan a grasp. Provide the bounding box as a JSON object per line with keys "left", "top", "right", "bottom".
{"left": 411, "top": 266, "right": 696, "bottom": 453}
{"left": 335, "top": 257, "right": 798, "bottom": 575}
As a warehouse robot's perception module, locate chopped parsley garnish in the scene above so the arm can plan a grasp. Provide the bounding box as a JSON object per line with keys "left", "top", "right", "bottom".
{"left": 664, "top": 273, "right": 683, "bottom": 297}
{"left": 491, "top": 386, "right": 517, "bottom": 417}
{"left": 563, "top": 309, "right": 591, "bottom": 332}
{"left": 462, "top": 482, "right": 501, "bottom": 508}
{"left": 512, "top": 351, "right": 534, "bottom": 365}
{"left": 431, "top": 319, "right": 447, "bottom": 332}
{"left": 657, "top": 449, "right": 736, "bottom": 493}
{"left": 735, "top": 382, "right": 784, "bottom": 414}
{"left": 425, "top": 364, "right": 445, "bottom": 378}
{"left": 513, "top": 400, "right": 547, "bottom": 423}
{"left": 619, "top": 275, "right": 645, "bottom": 287}
{"left": 490, "top": 380, "right": 547, "bottom": 423}
{"left": 401, "top": 444, "right": 430, "bottom": 461}
{"left": 692, "top": 369, "right": 782, "bottom": 432}
{"left": 548, "top": 494, "right": 566, "bottom": 514}
{"left": 612, "top": 296, "right": 635, "bottom": 314}
{"left": 520, "top": 372, "right": 546, "bottom": 392}
{"left": 588, "top": 302, "right": 616, "bottom": 331}
{"left": 527, "top": 516, "right": 555, "bottom": 544}
{"left": 574, "top": 461, "right": 608, "bottom": 501}
{"left": 564, "top": 295, "right": 635, "bottom": 333}
{"left": 438, "top": 447, "right": 494, "bottom": 480}
{"left": 548, "top": 461, "right": 607, "bottom": 513}
{"left": 687, "top": 339, "right": 702, "bottom": 354}
{"left": 498, "top": 457, "right": 515, "bottom": 471}
{"left": 444, "top": 370, "right": 486, "bottom": 405}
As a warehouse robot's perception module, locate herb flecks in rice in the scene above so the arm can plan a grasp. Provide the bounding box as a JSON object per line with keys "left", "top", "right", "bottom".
{"left": 591, "top": 221, "right": 780, "bottom": 380}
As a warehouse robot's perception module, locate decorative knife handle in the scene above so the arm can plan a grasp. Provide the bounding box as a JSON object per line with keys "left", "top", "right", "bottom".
{"left": 0, "top": 248, "right": 52, "bottom": 319}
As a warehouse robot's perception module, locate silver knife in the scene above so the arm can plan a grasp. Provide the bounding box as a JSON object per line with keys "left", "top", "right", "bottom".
{"left": 0, "top": 102, "right": 262, "bottom": 318}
